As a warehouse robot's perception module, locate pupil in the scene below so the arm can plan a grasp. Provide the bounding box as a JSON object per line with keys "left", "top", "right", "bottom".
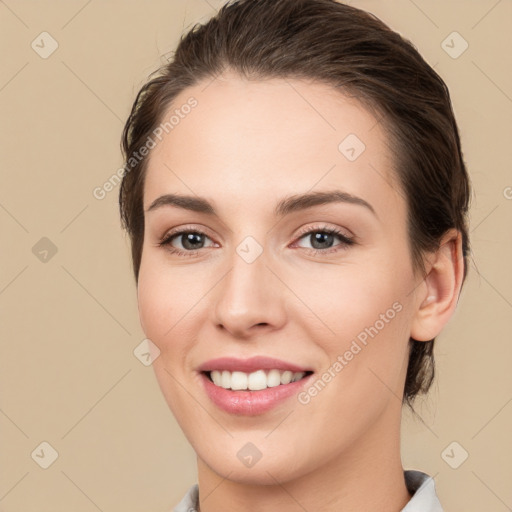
{"left": 312, "top": 232, "right": 333, "bottom": 249}
{"left": 183, "top": 232, "right": 203, "bottom": 250}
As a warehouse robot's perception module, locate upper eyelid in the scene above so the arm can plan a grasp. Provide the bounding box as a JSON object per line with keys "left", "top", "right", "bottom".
{"left": 163, "top": 224, "right": 216, "bottom": 239}
{"left": 295, "top": 223, "right": 353, "bottom": 238}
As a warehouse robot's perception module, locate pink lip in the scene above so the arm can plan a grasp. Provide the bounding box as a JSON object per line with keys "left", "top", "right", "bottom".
{"left": 199, "top": 371, "right": 315, "bottom": 416}
{"left": 197, "top": 356, "right": 312, "bottom": 373}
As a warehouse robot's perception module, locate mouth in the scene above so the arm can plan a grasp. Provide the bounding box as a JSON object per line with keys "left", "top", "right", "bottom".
{"left": 202, "top": 369, "right": 315, "bottom": 391}
{"left": 199, "top": 368, "right": 315, "bottom": 415}
{"left": 196, "top": 355, "right": 315, "bottom": 415}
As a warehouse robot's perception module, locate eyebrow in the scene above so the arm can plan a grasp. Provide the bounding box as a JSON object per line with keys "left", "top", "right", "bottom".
{"left": 145, "top": 190, "right": 376, "bottom": 218}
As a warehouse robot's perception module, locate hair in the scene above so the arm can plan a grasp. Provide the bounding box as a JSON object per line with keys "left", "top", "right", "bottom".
{"left": 119, "top": 0, "right": 471, "bottom": 409}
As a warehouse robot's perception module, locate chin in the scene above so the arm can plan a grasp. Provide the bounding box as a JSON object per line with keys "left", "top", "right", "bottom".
{"left": 197, "top": 440, "right": 312, "bottom": 486}
{"left": 206, "top": 460, "right": 297, "bottom": 485}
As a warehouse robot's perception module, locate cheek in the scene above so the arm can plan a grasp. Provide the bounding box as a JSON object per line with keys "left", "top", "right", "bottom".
{"left": 137, "top": 252, "right": 203, "bottom": 340}
{"left": 136, "top": 254, "right": 217, "bottom": 397}
{"left": 137, "top": 257, "right": 187, "bottom": 353}
{"left": 137, "top": 264, "right": 166, "bottom": 341}
{"left": 293, "top": 260, "right": 407, "bottom": 336}
{"left": 137, "top": 259, "right": 202, "bottom": 419}
{"left": 293, "top": 257, "right": 413, "bottom": 388}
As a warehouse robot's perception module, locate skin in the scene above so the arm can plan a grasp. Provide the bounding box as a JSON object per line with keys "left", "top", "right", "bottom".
{"left": 137, "top": 70, "right": 464, "bottom": 512}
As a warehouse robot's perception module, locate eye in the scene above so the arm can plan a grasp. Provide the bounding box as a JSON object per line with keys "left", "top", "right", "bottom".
{"left": 293, "top": 224, "right": 355, "bottom": 255}
{"left": 158, "top": 227, "right": 217, "bottom": 257}
{"left": 157, "top": 223, "right": 355, "bottom": 258}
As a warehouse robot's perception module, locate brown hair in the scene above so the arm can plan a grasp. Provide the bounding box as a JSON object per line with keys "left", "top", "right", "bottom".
{"left": 119, "top": 0, "right": 471, "bottom": 408}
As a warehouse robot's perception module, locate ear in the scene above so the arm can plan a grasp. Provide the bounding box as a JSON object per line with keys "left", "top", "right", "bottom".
{"left": 410, "top": 228, "right": 465, "bottom": 342}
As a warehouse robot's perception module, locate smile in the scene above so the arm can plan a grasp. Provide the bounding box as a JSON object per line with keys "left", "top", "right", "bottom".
{"left": 199, "top": 370, "right": 315, "bottom": 416}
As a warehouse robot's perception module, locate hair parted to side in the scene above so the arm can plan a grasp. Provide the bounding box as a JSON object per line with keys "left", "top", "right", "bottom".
{"left": 119, "top": 0, "right": 471, "bottom": 409}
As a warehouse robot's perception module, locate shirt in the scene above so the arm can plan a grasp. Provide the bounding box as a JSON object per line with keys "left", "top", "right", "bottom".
{"left": 172, "top": 470, "right": 443, "bottom": 512}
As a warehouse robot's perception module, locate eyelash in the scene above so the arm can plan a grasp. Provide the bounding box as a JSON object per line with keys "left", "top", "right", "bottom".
{"left": 157, "top": 224, "right": 355, "bottom": 258}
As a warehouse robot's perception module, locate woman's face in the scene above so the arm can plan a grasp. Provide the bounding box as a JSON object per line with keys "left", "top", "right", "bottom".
{"left": 137, "top": 72, "right": 423, "bottom": 484}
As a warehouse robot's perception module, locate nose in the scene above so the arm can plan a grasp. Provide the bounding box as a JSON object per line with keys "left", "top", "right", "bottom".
{"left": 212, "top": 245, "right": 287, "bottom": 338}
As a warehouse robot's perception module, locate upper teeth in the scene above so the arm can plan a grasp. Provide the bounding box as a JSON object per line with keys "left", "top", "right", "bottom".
{"left": 209, "top": 369, "right": 306, "bottom": 390}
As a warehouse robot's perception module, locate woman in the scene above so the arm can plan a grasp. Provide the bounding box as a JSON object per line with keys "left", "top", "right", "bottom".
{"left": 119, "top": 0, "right": 470, "bottom": 510}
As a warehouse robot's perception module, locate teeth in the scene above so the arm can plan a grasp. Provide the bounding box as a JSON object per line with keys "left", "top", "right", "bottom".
{"left": 280, "top": 370, "right": 293, "bottom": 385}
{"left": 209, "top": 369, "right": 307, "bottom": 390}
{"left": 267, "top": 369, "right": 282, "bottom": 387}
{"left": 231, "top": 371, "right": 247, "bottom": 390}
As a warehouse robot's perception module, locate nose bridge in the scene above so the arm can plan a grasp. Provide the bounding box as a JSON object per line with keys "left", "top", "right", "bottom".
{"left": 213, "top": 236, "right": 286, "bottom": 336}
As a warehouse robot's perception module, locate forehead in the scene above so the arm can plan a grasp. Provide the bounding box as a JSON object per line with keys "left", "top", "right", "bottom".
{"left": 143, "top": 72, "right": 403, "bottom": 219}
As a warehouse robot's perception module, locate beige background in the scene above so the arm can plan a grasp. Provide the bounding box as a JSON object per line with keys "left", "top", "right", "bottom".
{"left": 0, "top": 0, "right": 511, "bottom": 510}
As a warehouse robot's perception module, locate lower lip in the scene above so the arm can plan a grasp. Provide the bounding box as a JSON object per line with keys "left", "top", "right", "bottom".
{"left": 199, "top": 372, "right": 314, "bottom": 415}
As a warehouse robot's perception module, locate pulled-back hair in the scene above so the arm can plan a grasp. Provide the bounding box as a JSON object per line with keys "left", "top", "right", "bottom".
{"left": 119, "top": 0, "right": 471, "bottom": 408}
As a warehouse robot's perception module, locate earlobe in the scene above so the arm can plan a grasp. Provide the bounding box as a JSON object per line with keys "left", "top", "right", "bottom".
{"left": 410, "top": 229, "right": 465, "bottom": 342}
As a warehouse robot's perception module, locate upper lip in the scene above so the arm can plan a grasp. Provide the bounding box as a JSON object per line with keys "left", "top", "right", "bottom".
{"left": 197, "top": 356, "right": 313, "bottom": 374}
